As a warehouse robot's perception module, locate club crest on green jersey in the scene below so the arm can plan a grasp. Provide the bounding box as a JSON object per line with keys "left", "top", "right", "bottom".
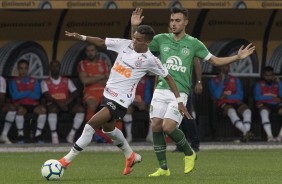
{"left": 164, "top": 56, "right": 186, "bottom": 72}
{"left": 181, "top": 48, "right": 190, "bottom": 55}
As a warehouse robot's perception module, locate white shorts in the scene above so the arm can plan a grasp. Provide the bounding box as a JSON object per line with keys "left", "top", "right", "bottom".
{"left": 150, "top": 89, "right": 188, "bottom": 126}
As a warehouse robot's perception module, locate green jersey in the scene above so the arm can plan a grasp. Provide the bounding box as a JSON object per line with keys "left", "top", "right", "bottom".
{"left": 149, "top": 33, "right": 210, "bottom": 94}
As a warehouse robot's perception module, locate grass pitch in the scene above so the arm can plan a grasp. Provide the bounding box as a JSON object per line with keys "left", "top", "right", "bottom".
{"left": 1, "top": 149, "right": 282, "bottom": 184}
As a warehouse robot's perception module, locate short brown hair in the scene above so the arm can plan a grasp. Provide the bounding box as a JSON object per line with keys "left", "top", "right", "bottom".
{"left": 170, "top": 7, "right": 189, "bottom": 19}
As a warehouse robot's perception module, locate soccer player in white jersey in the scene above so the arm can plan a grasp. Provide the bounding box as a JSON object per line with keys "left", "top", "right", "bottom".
{"left": 58, "top": 25, "right": 191, "bottom": 176}
{"left": 131, "top": 8, "right": 255, "bottom": 176}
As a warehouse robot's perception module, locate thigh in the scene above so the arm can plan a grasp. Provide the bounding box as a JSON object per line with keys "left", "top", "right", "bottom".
{"left": 83, "top": 89, "right": 104, "bottom": 106}
{"left": 222, "top": 104, "right": 233, "bottom": 114}
{"left": 237, "top": 103, "right": 249, "bottom": 115}
{"left": 46, "top": 103, "right": 59, "bottom": 113}
{"left": 71, "top": 104, "right": 85, "bottom": 114}
{"left": 1, "top": 103, "right": 16, "bottom": 113}
{"left": 88, "top": 107, "right": 112, "bottom": 129}
{"left": 163, "top": 93, "right": 188, "bottom": 126}
{"left": 33, "top": 105, "right": 46, "bottom": 114}
{"left": 100, "top": 98, "right": 127, "bottom": 120}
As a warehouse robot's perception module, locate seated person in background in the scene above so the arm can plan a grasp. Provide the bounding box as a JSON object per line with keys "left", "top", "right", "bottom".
{"left": 9, "top": 59, "right": 47, "bottom": 143}
{"left": 0, "top": 76, "right": 16, "bottom": 144}
{"left": 209, "top": 64, "right": 252, "bottom": 142}
{"left": 78, "top": 44, "right": 111, "bottom": 143}
{"left": 41, "top": 60, "right": 85, "bottom": 144}
{"left": 122, "top": 75, "right": 152, "bottom": 143}
{"left": 254, "top": 66, "right": 282, "bottom": 142}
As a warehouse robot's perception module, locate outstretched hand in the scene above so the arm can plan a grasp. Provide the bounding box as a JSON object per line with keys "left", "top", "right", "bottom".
{"left": 237, "top": 43, "right": 255, "bottom": 60}
{"left": 131, "top": 8, "right": 144, "bottom": 26}
{"left": 65, "top": 31, "right": 84, "bottom": 40}
{"left": 178, "top": 103, "right": 193, "bottom": 119}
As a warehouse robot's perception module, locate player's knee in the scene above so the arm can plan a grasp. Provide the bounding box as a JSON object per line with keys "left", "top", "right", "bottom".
{"left": 162, "top": 124, "right": 175, "bottom": 134}
{"left": 17, "top": 107, "right": 26, "bottom": 115}
{"left": 151, "top": 120, "right": 163, "bottom": 132}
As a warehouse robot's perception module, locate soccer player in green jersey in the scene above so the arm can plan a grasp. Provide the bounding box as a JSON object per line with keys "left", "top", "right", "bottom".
{"left": 131, "top": 8, "right": 255, "bottom": 176}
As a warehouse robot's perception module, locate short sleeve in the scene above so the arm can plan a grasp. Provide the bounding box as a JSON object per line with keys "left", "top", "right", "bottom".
{"left": 194, "top": 39, "right": 213, "bottom": 61}
{"left": 148, "top": 57, "right": 168, "bottom": 77}
{"left": 41, "top": 80, "right": 48, "bottom": 93}
{"left": 68, "top": 79, "right": 77, "bottom": 93}
{"left": 105, "top": 38, "right": 132, "bottom": 53}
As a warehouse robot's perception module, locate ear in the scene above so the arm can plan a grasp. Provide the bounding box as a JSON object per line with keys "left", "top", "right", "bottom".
{"left": 185, "top": 19, "right": 189, "bottom": 26}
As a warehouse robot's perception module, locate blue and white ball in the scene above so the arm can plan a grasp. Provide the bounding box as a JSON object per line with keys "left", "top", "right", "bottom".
{"left": 41, "top": 159, "right": 64, "bottom": 180}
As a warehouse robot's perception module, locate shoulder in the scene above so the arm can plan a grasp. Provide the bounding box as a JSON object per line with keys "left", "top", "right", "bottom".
{"left": 186, "top": 35, "right": 201, "bottom": 44}
{"left": 61, "top": 76, "right": 68, "bottom": 79}
{"left": 146, "top": 51, "right": 159, "bottom": 60}
{"left": 153, "top": 33, "right": 171, "bottom": 41}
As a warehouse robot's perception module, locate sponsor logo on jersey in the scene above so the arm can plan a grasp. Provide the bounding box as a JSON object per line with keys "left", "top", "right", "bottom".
{"left": 127, "top": 94, "right": 132, "bottom": 98}
{"left": 112, "top": 62, "right": 132, "bottom": 78}
{"left": 106, "top": 101, "right": 116, "bottom": 110}
{"left": 163, "top": 46, "right": 170, "bottom": 52}
{"left": 105, "top": 87, "right": 118, "bottom": 97}
{"left": 127, "top": 83, "right": 136, "bottom": 98}
{"left": 164, "top": 56, "right": 186, "bottom": 72}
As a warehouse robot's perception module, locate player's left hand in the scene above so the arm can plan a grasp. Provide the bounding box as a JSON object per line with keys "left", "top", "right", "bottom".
{"left": 178, "top": 103, "right": 193, "bottom": 119}
{"left": 194, "top": 83, "right": 203, "bottom": 94}
{"left": 237, "top": 43, "right": 255, "bottom": 59}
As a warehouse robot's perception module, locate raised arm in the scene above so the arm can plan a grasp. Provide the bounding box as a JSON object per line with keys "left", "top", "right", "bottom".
{"left": 65, "top": 31, "right": 106, "bottom": 48}
{"left": 208, "top": 43, "right": 255, "bottom": 66}
{"left": 131, "top": 8, "right": 144, "bottom": 39}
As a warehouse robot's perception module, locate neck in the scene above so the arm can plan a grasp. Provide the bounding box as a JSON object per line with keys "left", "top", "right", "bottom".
{"left": 135, "top": 48, "right": 148, "bottom": 53}
{"left": 173, "top": 31, "right": 186, "bottom": 41}
{"left": 52, "top": 75, "right": 59, "bottom": 79}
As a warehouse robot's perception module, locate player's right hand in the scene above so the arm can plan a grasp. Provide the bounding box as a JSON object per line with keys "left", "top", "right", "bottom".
{"left": 131, "top": 8, "right": 144, "bottom": 26}
{"left": 178, "top": 103, "right": 193, "bottom": 119}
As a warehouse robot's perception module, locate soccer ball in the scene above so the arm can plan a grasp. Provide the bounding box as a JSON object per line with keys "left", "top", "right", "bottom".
{"left": 41, "top": 159, "right": 64, "bottom": 180}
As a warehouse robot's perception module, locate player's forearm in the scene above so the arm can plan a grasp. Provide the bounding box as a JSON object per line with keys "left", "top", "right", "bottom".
{"left": 84, "top": 36, "right": 106, "bottom": 48}
{"left": 194, "top": 58, "right": 202, "bottom": 83}
{"left": 165, "top": 74, "right": 180, "bottom": 98}
{"left": 81, "top": 75, "right": 106, "bottom": 86}
{"left": 154, "top": 76, "right": 159, "bottom": 90}
{"left": 131, "top": 25, "right": 138, "bottom": 39}
{"left": 209, "top": 55, "right": 239, "bottom": 66}
{"left": 66, "top": 91, "right": 79, "bottom": 105}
